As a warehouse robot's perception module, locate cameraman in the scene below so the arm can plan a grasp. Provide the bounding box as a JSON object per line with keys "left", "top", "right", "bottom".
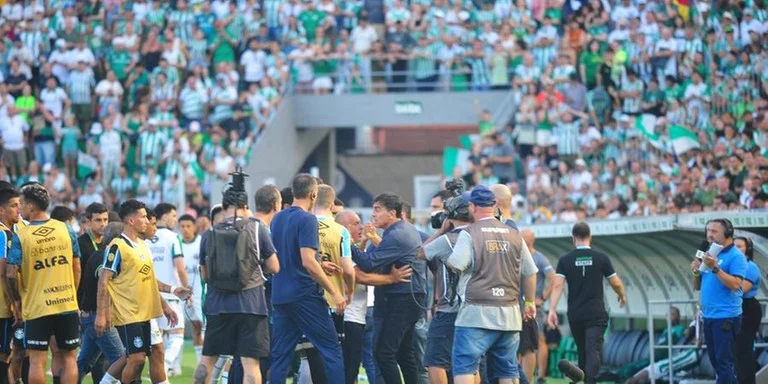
{"left": 418, "top": 194, "right": 473, "bottom": 384}
{"left": 443, "top": 186, "right": 537, "bottom": 384}
{"left": 194, "top": 172, "right": 280, "bottom": 384}
{"left": 353, "top": 193, "right": 426, "bottom": 384}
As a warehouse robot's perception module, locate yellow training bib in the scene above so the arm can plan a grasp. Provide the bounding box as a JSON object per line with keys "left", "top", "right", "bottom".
{"left": 18, "top": 220, "right": 78, "bottom": 320}
{"left": 102, "top": 236, "right": 163, "bottom": 326}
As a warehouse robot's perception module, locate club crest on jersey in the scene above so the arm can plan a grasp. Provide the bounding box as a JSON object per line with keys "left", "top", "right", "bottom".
{"left": 134, "top": 336, "right": 143, "bottom": 348}
{"left": 107, "top": 252, "right": 116, "bottom": 262}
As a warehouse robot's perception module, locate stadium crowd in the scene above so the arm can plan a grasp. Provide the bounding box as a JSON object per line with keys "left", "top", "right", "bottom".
{"left": 0, "top": 0, "right": 766, "bottom": 222}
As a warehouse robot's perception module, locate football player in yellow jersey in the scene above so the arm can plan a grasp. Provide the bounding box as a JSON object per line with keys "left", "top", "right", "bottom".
{"left": 94, "top": 200, "right": 182, "bottom": 384}
{"left": 0, "top": 186, "right": 21, "bottom": 382}
{"left": 5, "top": 184, "right": 81, "bottom": 384}
{"left": 314, "top": 185, "right": 355, "bottom": 308}
{"left": 302, "top": 185, "right": 355, "bottom": 383}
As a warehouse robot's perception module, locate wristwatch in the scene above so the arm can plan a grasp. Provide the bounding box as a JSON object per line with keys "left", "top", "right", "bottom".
{"left": 712, "top": 267, "right": 720, "bottom": 274}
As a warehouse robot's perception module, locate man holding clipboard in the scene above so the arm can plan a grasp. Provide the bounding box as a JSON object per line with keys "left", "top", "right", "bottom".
{"left": 690, "top": 219, "right": 746, "bottom": 384}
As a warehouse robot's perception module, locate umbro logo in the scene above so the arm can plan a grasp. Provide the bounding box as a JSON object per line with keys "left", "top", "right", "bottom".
{"left": 31, "top": 227, "right": 54, "bottom": 237}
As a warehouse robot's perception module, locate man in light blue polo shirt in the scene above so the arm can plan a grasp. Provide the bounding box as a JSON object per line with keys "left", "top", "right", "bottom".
{"left": 691, "top": 219, "right": 746, "bottom": 384}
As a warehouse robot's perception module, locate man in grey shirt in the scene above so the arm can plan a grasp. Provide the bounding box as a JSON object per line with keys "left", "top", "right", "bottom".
{"left": 419, "top": 194, "right": 473, "bottom": 384}
{"left": 432, "top": 186, "right": 537, "bottom": 384}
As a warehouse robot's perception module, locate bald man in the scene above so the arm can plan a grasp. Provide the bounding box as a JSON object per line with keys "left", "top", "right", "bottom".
{"left": 490, "top": 184, "right": 518, "bottom": 230}
{"left": 518, "top": 229, "right": 556, "bottom": 383}
{"left": 335, "top": 211, "right": 413, "bottom": 384}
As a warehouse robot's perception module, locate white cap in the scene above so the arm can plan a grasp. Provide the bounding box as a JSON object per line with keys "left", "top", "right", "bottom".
{"left": 42, "top": 163, "right": 53, "bottom": 173}
{"left": 90, "top": 122, "right": 103, "bottom": 135}
{"left": 148, "top": 118, "right": 158, "bottom": 126}
{"left": 575, "top": 158, "right": 586, "bottom": 167}
{"left": 189, "top": 121, "right": 201, "bottom": 133}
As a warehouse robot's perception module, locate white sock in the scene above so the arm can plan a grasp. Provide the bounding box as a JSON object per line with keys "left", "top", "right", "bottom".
{"left": 164, "top": 333, "right": 185, "bottom": 370}
{"left": 194, "top": 345, "right": 203, "bottom": 363}
{"left": 99, "top": 373, "right": 120, "bottom": 384}
{"left": 212, "top": 356, "right": 231, "bottom": 382}
{"left": 156, "top": 381, "right": 170, "bottom": 384}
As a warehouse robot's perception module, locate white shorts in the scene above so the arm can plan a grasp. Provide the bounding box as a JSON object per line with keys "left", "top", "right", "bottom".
{"left": 156, "top": 299, "right": 185, "bottom": 331}
{"left": 313, "top": 76, "right": 333, "bottom": 90}
{"left": 185, "top": 294, "right": 204, "bottom": 323}
{"left": 150, "top": 319, "right": 163, "bottom": 346}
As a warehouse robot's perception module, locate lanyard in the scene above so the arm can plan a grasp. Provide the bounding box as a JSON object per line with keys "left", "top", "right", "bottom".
{"left": 87, "top": 231, "right": 99, "bottom": 251}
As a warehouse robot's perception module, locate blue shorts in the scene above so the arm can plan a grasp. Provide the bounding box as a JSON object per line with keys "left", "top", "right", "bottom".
{"left": 453, "top": 326, "right": 520, "bottom": 377}
{"left": 424, "top": 311, "right": 458, "bottom": 369}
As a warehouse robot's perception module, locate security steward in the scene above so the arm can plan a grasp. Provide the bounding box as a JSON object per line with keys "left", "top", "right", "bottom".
{"left": 419, "top": 193, "right": 473, "bottom": 384}
{"left": 547, "top": 223, "right": 626, "bottom": 384}
{"left": 690, "top": 219, "right": 746, "bottom": 384}
{"left": 440, "top": 186, "right": 538, "bottom": 384}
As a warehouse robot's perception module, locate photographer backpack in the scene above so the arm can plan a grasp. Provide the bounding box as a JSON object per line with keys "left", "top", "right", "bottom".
{"left": 205, "top": 217, "right": 266, "bottom": 292}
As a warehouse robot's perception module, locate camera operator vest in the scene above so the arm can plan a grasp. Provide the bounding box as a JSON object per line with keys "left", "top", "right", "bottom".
{"left": 464, "top": 218, "right": 523, "bottom": 307}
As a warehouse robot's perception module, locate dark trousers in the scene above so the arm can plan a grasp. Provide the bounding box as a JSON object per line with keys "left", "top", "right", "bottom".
{"left": 373, "top": 294, "right": 424, "bottom": 384}
{"left": 269, "top": 297, "right": 344, "bottom": 384}
{"left": 343, "top": 322, "right": 366, "bottom": 384}
{"left": 736, "top": 298, "right": 762, "bottom": 384}
{"left": 704, "top": 316, "right": 741, "bottom": 384}
{"left": 569, "top": 319, "right": 606, "bottom": 384}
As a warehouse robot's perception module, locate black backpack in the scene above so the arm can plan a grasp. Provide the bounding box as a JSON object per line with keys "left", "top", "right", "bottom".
{"left": 205, "top": 217, "right": 266, "bottom": 292}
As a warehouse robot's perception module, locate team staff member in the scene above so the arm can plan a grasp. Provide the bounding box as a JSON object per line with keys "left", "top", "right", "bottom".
{"left": 419, "top": 195, "right": 472, "bottom": 384}
{"left": 440, "top": 186, "right": 537, "bottom": 384}
{"left": 336, "top": 210, "right": 415, "bottom": 384}
{"left": 518, "top": 230, "right": 555, "bottom": 384}
{"left": 95, "top": 200, "right": 180, "bottom": 384}
{"left": 269, "top": 174, "right": 346, "bottom": 384}
{"left": 6, "top": 184, "right": 82, "bottom": 384}
{"left": 490, "top": 184, "right": 519, "bottom": 230}
{"left": 304, "top": 185, "right": 356, "bottom": 384}
{"left": 0, "top": 187, "right": 20, "bottom": 382}
{"left": 734, "top": 236, "right": 761, "bottom": 384}
{"left": 690, "top": 219, "right": 745, "bottom": 384}
{"left": 77, "top": 211, "right": 124, "bottom": 384}
{"left": 353, "top": 193, "right": 426, "bottom": 384}
{"left": 548, "top": 223, "right": 626, "bottom": 384}
{"left": 75, "top": 202, "right": 109, "bottom": 383}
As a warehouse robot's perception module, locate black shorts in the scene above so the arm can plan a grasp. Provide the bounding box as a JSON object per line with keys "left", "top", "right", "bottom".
{"left": 116, "top": 321, "right": 152, "bottom": 356}
{"left": 518, "top": 318, "right": 539, "bottom": 355}
{"left": 24, "top": 312, "right": 80, "bottom": 351}
{"left": 203, "top": 314, "right": 269, "bottom": 358}
{"left": 0, "top": 318, "right": 13, "bottom": 354}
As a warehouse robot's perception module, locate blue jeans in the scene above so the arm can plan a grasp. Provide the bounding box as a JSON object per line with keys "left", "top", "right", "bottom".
{"left": 269, "top": 296, "right": 344, "bottom": 384}
{"left": 77, "top": 312, "right": 124, "bottom": 383}
{"left": 704, "top": 316, "right": 741, "bottom": 384}
{"left": 453, "top": 327, "right": 520, "bottom": 377}
{"left": 363, "top": 307, "right": 378, "bottom": 384}
{"left": 34, "top": 141, "right": 56, "bottom": 167}
{"left": 413, "top": 316, "right": 429, "bottom": 384}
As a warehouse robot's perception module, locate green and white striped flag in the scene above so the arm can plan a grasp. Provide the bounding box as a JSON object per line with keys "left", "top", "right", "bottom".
{"left": 77, "top": 152, "right": 98, "bottom": 180}
{"left": 635, "top": 114, "right": 664, "bottom": 150}
{"left": 442, "top": 146, "right": 470, "bottom": 177}
{"left": 669, "top": 125, "right": 700, "bottom": 154}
